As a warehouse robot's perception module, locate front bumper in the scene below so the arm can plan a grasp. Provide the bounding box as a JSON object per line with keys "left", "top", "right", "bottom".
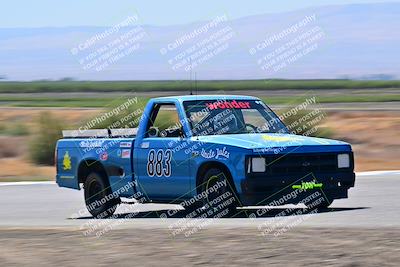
{"left": 239, "top": 171, "right": 355, "bottom": 206}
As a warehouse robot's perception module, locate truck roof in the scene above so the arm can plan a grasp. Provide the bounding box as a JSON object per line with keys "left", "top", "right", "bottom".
{"left": 152, "top": 95, "right": 260, "bottom": 102}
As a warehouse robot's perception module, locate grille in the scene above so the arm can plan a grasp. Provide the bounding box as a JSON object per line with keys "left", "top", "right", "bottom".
{"left": 264, "top": 153, "right": 338, "bottom": 174}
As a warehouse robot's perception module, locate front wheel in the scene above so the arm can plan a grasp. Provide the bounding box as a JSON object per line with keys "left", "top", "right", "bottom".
{"left": 198, "top": 168, "right": 238, "bottom": 217}
{"left": 84, "top": 172, "right": 120, "bottom": 218}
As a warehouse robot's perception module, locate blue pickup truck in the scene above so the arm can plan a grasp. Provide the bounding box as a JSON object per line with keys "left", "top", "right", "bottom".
{"left": 56, "top": 95, "right": 355, "bottom": 218}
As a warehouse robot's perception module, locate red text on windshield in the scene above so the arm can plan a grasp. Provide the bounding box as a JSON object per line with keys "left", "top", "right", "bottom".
{"left": 206, "top": 100, "right": 251, "bottom": 110}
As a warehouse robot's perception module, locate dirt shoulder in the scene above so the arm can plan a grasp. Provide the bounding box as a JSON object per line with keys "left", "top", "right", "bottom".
{"left": 324, "top": 111, "right": 400, "bottom": 171}
{"left": 0, "top": 227, "right": 399, "bottom": 266}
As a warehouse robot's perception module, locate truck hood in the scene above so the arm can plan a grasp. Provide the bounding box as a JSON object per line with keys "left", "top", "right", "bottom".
{"left": 194, "top": 133, "right": 351, "bottom": 153}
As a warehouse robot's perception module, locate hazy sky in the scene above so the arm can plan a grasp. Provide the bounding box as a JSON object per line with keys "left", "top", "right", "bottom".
{"left": 0, "top": 0, "right": 397, "bottom": 27}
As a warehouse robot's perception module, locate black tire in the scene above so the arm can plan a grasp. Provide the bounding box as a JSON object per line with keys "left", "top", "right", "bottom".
{"left": 84, "top": 172, "right": 120, "bottom": 218}
{"left": 198, "top": 168, "right": 238, "bottom": 218}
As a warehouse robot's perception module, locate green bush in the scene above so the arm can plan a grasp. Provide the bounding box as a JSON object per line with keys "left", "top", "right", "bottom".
{"left": 0, "top": 122, "right": 29, "bottom": 136}
{"left": 0, "top": 123, "right": 6, "bottom": 134}
{"left": 7, "top": 122, "right": 29, "bottom": 136}
{"left": 29, "top": 112, "right": 63, "bottom": 165}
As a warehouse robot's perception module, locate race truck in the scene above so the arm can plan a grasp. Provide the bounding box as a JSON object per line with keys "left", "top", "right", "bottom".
{"left": 56, "top": 95, "right": 355, "bottom": 218}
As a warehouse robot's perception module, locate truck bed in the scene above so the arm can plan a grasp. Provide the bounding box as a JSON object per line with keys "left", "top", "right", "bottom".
{"left": 56, "top": 129, "right": 136, "bottom": 197}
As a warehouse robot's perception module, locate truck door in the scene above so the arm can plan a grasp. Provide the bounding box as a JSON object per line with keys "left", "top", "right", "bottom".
{"left": 135, "top": 103, "right": 191, "bottom": 201}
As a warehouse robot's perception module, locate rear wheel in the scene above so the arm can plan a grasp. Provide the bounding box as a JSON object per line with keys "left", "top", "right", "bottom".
{"left": 84, "top": 172, "right": 120, "bottom": 218}
{"left": 198, "top": 168, "right": 238, "bottom": 218}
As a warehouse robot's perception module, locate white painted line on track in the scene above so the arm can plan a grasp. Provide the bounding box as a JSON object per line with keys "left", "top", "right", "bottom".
{"left": 0, "top": 181, "right": 55, "bottom": 186}
{"left": 356, "top": 170, "right": 400, "bottom": 177}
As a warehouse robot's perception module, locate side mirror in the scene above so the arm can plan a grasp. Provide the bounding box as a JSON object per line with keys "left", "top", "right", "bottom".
{"left": 178, "top": 128, "right": 185, "bottom": 139}
{"left": 148, "top": 126, "right": 160, "bottom": 137}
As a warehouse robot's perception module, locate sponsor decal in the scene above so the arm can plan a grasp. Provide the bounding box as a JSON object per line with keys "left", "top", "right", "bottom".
{"left": 79, "top": 140, "right": 104, "bottom": 148}
{"left": 201, "top": 149, "right": 215, "bottom": 159}
{"left": 120, "top": 142, "right": 132, "bottom": 148}
{"left": 206, "top": 100, "right": 251, "bottom": 110}
{"left": 261, "top": 134, "right": 332, "bottom": 145}
{"left": 63, "top": 151, "right": 72, "bottom": 171}
{"left": 60, "top": 175, "right": 75, "bottom": 179}
{"left": 121, "top": 149, "right": 131, "bottom": 159}
{"left": 141, "top": 142, "right": 149, "bottom": 149}
{"left": 201, "top": 147, "right": 230, "bottom": 160}
{"left": 100, "top": 152, "right": 108, "bottom": 161}
{"left": 215, "top": 147, "right": 230, "bottom": 159}
{"left": 292, "top": 181, "right": 323, "bottom": 190}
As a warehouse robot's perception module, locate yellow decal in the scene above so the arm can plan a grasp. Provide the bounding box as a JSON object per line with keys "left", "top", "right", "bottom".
{"left": 63, "top": 151, "right": 72, "bottom": 170}
{"left": 262, "top": 135, "right": 299, "bottom": 142}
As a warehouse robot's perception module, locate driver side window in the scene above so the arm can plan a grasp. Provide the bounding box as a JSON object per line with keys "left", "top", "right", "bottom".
{"left": 147, "top": 103, "right": 183, "bottom": 138}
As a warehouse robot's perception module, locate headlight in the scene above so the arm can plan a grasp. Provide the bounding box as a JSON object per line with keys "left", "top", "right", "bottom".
{"left": 251, "top": 157, "right": 266, "bottom": 172}
{"left": 337, "top": 153, "right": 350, "bottom": 168}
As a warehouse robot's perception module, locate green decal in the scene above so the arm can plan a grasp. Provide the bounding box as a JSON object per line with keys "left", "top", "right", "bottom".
{"left": 292, "top": 181, "right": 323, "bottom": 190}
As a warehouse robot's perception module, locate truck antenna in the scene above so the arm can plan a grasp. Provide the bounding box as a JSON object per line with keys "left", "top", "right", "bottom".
{"left": 195, "top": 72, "right": 199, "bottom": 141}
{"left": 189, "top": 58, "right": 193, "bottom": 95}
{"left": 194, "top": 72, "right": 197, "bottom": 95}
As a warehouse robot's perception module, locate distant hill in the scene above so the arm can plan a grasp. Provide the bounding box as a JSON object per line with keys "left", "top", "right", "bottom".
{"left": 0, "top": 2, "right": 399, "bottom": 80}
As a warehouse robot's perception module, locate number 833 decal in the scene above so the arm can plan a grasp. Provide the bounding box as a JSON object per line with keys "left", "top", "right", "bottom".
{"left": 147, "top": 149, "right": 172, "bottom": 177}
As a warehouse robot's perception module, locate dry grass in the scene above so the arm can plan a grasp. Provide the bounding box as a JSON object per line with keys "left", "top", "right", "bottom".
{"left": 0, "top": 157, "right": 55, "bottom": 181}
{"left": 324, "top": 111, "right": 400, "bottom": 171}
{"left": 0, "top": 137, "right": 22, "bottom": 158}
{"left": 0, "top": 108, "right": 99, "bottom": 128}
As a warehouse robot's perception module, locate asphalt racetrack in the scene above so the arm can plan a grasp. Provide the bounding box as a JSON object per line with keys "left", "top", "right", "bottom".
{"left": 1, "top": 171, "right": 399, "bottom": 228}
{"left": 1, "top": 171, "right": 400, "bottom": 266}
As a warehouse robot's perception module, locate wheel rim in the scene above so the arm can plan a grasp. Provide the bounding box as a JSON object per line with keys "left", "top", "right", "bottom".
{"left": 205, "top": 174, "right": 224, "bottom": 205}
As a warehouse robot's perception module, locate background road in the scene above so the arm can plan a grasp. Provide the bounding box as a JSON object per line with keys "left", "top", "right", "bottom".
{"left": 1, "top": 171, "right": 399, "bottom": 229}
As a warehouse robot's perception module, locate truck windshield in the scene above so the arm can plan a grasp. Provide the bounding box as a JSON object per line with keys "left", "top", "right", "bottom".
{"left": 183, "top": 99, "right": 288, "bottom": 136}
